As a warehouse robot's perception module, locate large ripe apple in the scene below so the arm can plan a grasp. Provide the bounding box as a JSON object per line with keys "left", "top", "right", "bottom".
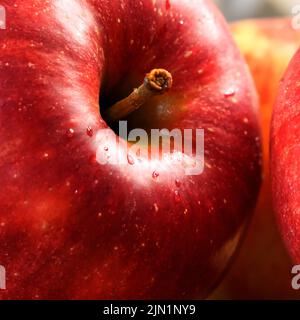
{"left": 0, "top": 0, "right": 261, "bottom": 299}
{"left": 212, "top": 18, "right": 300, "bottom": 299}
{"left": 272, "top": 46, "right": 300, "bottom": 264}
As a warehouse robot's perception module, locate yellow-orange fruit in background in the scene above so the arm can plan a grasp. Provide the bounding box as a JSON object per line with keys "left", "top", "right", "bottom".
{"left": 211, "top": 18, "right": 300, "bottom": 299}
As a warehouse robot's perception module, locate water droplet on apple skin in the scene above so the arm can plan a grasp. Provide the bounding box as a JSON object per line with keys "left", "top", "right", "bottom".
{"left": 104, "top": 146, "right": 109, "bottom": 152}
{"left": 152, "top": 171, "right": 159, "bottom": 180}
{"left": 224, "top": 88, "right": 236, "bottom": 98}
{"left": 127, "top": 154, "right": 135, "bottom": 165}
{"left": 86, "top": 127, "right": 93, "bottom": 137}
{"left": 66, "top": 128, "right": 75, "bottom": 138}
{"left": 175, "top": 179, "right": 181, "bottom": 188}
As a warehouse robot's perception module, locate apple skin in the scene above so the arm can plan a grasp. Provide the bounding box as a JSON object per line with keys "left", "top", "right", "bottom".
{"left": 212, "top": 19, "right": 300, "bottom": 299}
{"left": 0, "top": 0, "right": 261, "bottom": 299}
{"left": 272, "top": 47, "right": 300, "bottom": 264}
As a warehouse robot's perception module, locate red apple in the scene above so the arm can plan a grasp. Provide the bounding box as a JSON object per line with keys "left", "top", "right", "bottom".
{"left": 0, "top": 0, "right": 261, "bottom": 299}
{"left": 272, "top": 46, "right": 300, "bottom": 264}
{"left": 212, "top": 18, "right": 300, "bottom": 299}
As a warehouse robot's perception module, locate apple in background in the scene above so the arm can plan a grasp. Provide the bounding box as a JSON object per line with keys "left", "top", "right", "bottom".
{"left": 0, "top": 0, "right": 261, "bottom": 299}
{"left": 272, "top": 47, "right": 300, "bottom": 265}
{"left": 211, "top": 19, "right": 300, "bottom": 299}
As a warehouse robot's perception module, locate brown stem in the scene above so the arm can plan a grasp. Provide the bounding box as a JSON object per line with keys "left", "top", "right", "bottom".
{"left": 103, "top": 69, "right": 173, "bottom": 123}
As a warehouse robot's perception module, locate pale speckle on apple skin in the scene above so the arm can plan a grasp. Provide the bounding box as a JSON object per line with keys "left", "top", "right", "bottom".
{"left": 173, "top": 37, "right": 180, "bottom": 45}
{"left": 184, "top": 51, "right": 193, "bottom": 58}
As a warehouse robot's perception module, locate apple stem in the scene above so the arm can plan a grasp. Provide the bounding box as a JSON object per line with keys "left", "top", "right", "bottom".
{"left": 103, "top": 69, "right": 173, "bottom": 123}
